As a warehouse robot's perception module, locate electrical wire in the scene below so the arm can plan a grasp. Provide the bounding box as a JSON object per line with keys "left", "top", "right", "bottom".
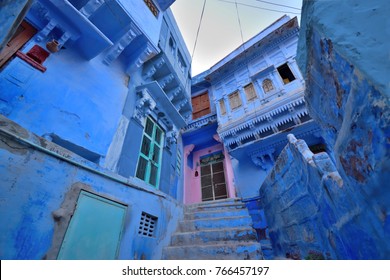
{"left": 254, "top": 0, "right": 301, "bottom": 11}
{"left": 234, "top": 0, "right": 245, "bottom": 45}
{"left": 191, "top": 0, "right": 207, "bottom": 63}
{"left": 219, "top": 0, "right": 301, "bottom": 15}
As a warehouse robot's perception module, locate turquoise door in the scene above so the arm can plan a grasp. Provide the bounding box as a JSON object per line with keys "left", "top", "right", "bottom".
{"left": 57, "top": 191, "right": 127, "bottom": 260}
{"left": 135, "top": 117, "right": 164, "bottom": 188}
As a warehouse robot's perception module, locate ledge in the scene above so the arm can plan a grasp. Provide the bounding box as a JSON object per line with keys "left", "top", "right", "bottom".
{"left": 16, "top": 51, "right": 46, "bottom": 72}
{"left": 136, "top": 81, "right": 187, "bottom": 128}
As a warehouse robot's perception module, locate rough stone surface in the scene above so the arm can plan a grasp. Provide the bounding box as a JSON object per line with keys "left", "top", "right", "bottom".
{"left": 163, "top": 199, "right": 264, "bottom": 260}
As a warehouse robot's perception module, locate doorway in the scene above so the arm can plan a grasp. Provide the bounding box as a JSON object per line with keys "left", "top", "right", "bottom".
{"left": 200, "top": 160, "right": 228, "bottom": 201}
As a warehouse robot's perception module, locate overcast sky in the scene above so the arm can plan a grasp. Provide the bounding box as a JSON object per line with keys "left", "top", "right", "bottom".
{"left": 171, "top": 0, "right": 303, "bottom": 76}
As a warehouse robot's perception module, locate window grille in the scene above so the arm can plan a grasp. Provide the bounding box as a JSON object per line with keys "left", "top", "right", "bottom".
{"left": 219, "top": 99, "right": 226, "bottom": 115}
{"left": 244, "top": 83, "right": 257, "bottom": 101}
{"left": 228, "top": 91, "right": 242, "bottom": 110}
{"left": 138, "top": 212, "right": 158, "bottom": 237}
{"left": 262, "top": 79, "right": 274, "bottom": 93}
{"left": 144, "top": 0, "right": 159, "bottom": 17}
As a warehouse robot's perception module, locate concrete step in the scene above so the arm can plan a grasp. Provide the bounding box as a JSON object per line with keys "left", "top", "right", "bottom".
{"left": 163, "top": 242, "right": 264, "bottom": 260}
{"left": 184, "top": 207, "right": 249, "bottom": 220}
{"left": 178, "top": 216, "right": 253, "bottom": 232}
{"left": 260, "top": 239, "right": 274, "bottom": 260}
{"left": 171, "top": 227, "right": 258, "bottom": 246}
{"left": 187, "top": 198, "right": 242, "bottom": 208}
{"left": 186, "top": 202, "right": 247, "bottom": 213}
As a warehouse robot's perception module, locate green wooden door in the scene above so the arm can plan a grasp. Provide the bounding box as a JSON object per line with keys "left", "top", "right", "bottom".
{"left": 57, "top": 191, "right": 127, "bottom": 260}
{"left": 136, "top": 117, "right": 164, "bottom": 188}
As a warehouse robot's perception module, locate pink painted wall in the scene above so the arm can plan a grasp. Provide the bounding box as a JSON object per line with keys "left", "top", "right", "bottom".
{"left": 183, "top": 143, "right": 236, "bottom": 204}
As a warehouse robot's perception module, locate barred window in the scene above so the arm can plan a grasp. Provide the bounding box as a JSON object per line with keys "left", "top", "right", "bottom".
{"left": 144, "top": 0, "right": 159, "bottom": 17}
{"left": 228, "top": 91, "right": 242, "bottom": 110}
{"left": 244, "top": 83, "right": 257, "bottom": 101}
{"left": 219, "top": 99, "right": 226, "bottom": 115}
{"left": 262, "top": 79, "right": 274, "bottom": 93}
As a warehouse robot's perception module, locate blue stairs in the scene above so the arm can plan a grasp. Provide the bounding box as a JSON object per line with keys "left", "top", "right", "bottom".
{"left": 162, "top": 198, "right": 265, "bottom": 260}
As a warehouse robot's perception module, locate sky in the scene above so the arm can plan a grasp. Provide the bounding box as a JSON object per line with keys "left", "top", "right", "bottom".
{"left": 171, "top": 0, "right": 303, "bottom": 76}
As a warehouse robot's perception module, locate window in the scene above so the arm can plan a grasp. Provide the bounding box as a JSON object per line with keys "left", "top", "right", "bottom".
{"left": 177, "top": 50, "right": 186, "bottom": 73}
{"left": 228, "top": 91, "right": 242, "bottom": 110}
{"left": 244, "top": 83, "right": 257, "bottom": 101}
{"left": 136, "top": 117, "right": 164, "bottom": 188}
{"left": 138, "top": 212, "right": 158, "bottom": 237}
{"left": 219, "top": 99, "right": 226, "bottom": 115}
{"left": 144, "top": 0, "right": 159, "bottom": 17}
{"left": 262, "top": 79, "right": 274, "bottom": 93}
{"left": 176, "top": 149, "right": 182, "bottom": 175}
{"left": 0, "top": 20, "right": 37, "bottom": 68}
{"left": 192, "top": 92, "right": 211, "bottom": 120}
{"left": 277, "top": 63, "right": 296, "bottom": 84}
{"left": 168, "top": 35, "right": 176, "bottom": 55}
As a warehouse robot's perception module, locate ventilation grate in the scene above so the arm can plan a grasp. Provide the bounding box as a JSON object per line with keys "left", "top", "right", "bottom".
{"left": 138, "top": 212, "right": 158, "bottom": 237}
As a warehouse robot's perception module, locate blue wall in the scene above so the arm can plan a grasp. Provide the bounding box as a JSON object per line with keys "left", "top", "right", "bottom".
{"left": 0, "top": 115, "right": 183, "bottom": 259}
{"left": 0, "top": 40, "right": 128, "bottom": 159}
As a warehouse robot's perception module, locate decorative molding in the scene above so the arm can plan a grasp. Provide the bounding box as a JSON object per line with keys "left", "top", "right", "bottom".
{"left": 184, "top": 144, "right": 195, "bottom": 158}
{"left": 103, "top": 24, "right": 141, "bottom": 65}
{"left": 35, "top": 19, "right": 57, "bottom": 42}
{"left": 79, "top": 0, "right": 104, "bottom": 18}
{"left": 250, "top": 149, "right": 275, "bottom": 170}
{"left": 166, "top": 128, "right": 178, "bottom": 147}
{"left": 184, "top": 114, "right": 218, "bottom": 132}
{"left": 133, "top": 88, "right": 156, "bottom": 125}
{"left": 135, "top": 44, "right": 154, "bottom": 68}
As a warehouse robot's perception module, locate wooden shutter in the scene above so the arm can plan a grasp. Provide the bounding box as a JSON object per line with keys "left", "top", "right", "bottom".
{"left": 192, "top": 92, "right": 211, "bottom": 120}
{"left": 0, "top": 20, "right": 37, "bottom": 68}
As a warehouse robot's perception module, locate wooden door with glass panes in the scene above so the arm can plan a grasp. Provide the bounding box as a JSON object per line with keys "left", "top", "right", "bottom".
{"left": 135, "top": 117, "right": 164, "bottom": 188}
{"left": 200, "top": 160, "right": 228, "bottom": 201}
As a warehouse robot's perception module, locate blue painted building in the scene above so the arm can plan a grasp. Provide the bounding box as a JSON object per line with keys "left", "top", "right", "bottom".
{"left": 182, "top": 16, "right": 324, "bottom": 241}
{"left": 0, "top": 0, "right": 191, "bottom": 260}
{"left": 2, "top": 0, "right": 387, "bottom": 260}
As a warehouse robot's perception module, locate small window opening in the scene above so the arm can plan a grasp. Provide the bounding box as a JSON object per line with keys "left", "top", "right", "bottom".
{"left": 277, "top": 63, "right": 296, "bottom": 84}
{"left": 228, "top": 91, "right": 242, "bottom": 110}
{"left": 219, "top": 99, "right": 226, "bottom": 115}
{"left": 138, "top": 212, "right": 158, "bottom": 237}
{"left": 309, "top": 143, "right": 327, "bottom": 154}
{"left": 262, "top": 79, "right": 274, "bottom": 93}
{"left": 244, "top": 83, "right": 257, "bottom": 101}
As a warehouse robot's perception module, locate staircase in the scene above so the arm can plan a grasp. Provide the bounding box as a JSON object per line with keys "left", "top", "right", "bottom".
{"left": 162, "top": 198, "right": 264, "bottom": 260}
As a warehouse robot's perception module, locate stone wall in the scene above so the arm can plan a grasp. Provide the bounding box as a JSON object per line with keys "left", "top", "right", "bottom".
{"left": 261, "top": 134, "right": 344, "bottom": 259}
{"left": 262, "top": 0, "right": 390, "bottom": 260}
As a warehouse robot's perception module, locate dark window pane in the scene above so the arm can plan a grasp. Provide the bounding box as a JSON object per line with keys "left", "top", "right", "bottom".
{"left": 212, "top": 162, "right": 224, "bottom": 173}
{"left": 155, "top": 127, "right": 162, "bottom": 144}
{"left": 201, "top": 175, "right": 212, "bottom": 187}
{"left": 149, "top": 164, "right": 158, "bottom": 186}
{"left": 214, "top": 183, "right": 227, "bottom": 198}
{"left": 152, "top": 145, "right": 160, "bottom": 162}
{"left": 201, "top": 165, "right": 211, "bottom": 176}
{"left": 136, "top": 157, "right": 148, "bottom": 180}
{"left": 141, "top": 136, "right": 151, "bottom": 156}
{"left": 213, "top": 172, "right": 226, "bottom": 184}
{"left": 145, "top": 118, "right": 154, "bottom": 136}
{"left": 201, "top": 186, "right": 213, "bottom": 201}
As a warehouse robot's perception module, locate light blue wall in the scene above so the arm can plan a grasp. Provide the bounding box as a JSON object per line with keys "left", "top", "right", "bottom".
{"left": 230, "top": 157, "right": 267, "bottom": 199}
{"left": 0, "top": 39, "right": 128, "bottom": 158}
{"left": 0, "top": 116, "right": 183, "bottom": 260}
{"left": 117, "top": 0, "right": 163, "bottom": 49}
